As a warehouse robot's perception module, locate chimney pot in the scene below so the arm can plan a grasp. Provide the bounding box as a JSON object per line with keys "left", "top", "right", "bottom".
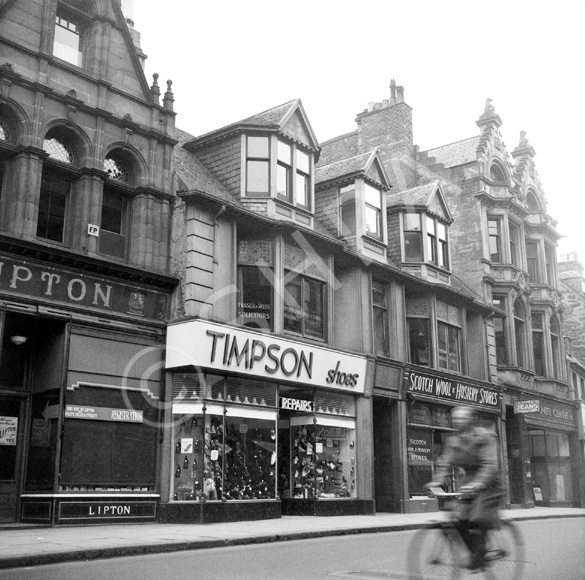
{"left": 368, "top": 102, "right": 374, "bottom": 112}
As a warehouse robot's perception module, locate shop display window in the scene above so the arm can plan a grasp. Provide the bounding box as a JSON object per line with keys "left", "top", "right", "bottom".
{"left": 287, "top": 417, "right": 356, "bottom": 499}
{"left": 171, "top": 373, "right": 278, "bottom": 501}
{"left": 279, "top": 388, "right": 357, "bottom": 500}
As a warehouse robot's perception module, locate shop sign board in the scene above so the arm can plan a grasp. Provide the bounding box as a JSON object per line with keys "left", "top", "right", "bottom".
{"left": 407, "top": 370, "right": 499, "bottom": 408}
{"left": 166, "top": 319, "right": 368, "bottom": 394}
{"left": 0, "top": 416, "right": 17, "bottom": 445}
{"left": 514, "top": 400, "right": 540, "bottom": 414}
{"left": 59, "top": 501, "right": 156, "bottom": 521}
{"left": 0, "top": 252, "right": 169, "bottom": 320}
{"left": 65, "top": 405, "right": 143, "bottom": 423}
{"left": 520, "top": 399, "right": 576, "bottom": 427}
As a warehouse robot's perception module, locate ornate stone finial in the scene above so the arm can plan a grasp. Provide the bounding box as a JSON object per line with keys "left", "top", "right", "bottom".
{"left": 484, "top": 98, "right": 495, "bottom": 114}
{"left": 163, "top": 79, "right": 174, "bottom": 111}
{"left": 151, "top": 72, "right": 160, "bottom": 106}
{"left": 520, "top": 130, "right": 528, "bottom": 145}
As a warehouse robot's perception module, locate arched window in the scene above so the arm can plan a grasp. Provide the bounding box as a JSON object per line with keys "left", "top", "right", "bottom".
{"left": 0, "top": 119, "right": 10, "bottom": 142}
{"left": 550, "top": 316, "right": 561, "bottom": 379}
{"left": 526, "top": 190, "right": 540, "bottom": 211}
{"left": 490, "top": 163, "right": 506, "bottom": 183}
{"left": 100, "top": 151, "right": 135, "bottom": 259}
{"left": 38, "top": 130, "right": 78, "bottom": 244}
{"left": 514, "top": 298, "right": 526, "bottom": 368}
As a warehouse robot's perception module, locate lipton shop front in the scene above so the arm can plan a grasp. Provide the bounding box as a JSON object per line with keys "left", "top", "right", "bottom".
{"left": 161, "top": 318, "right": 374, "bottom": 523}
{"left": 0, "top": 246, "right": 175, "bottom": 525}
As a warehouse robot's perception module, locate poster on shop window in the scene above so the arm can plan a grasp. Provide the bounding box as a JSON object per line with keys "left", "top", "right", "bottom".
{"left": 0, "top": 416, "right": 18, "bottom": 445}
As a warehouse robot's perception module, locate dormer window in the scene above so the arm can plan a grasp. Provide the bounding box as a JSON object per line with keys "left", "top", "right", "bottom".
{"left": 246, "top": 136, "right": 270, "bottom": 196}
{"left": 403, "top": 212, "right": 449, "bottom": 268}
{"left": 245, "top": 135, "right": 312, "bottom": 208}
{"left": 364, "top": 183, "right": 382, "bottom": 238}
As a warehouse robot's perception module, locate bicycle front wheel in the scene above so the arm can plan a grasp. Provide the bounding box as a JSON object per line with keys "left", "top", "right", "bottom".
{"left": 406, "top": 524, "right": 462, "bottom": 580}
{"left": 484, "top": 519, "right": 525, "bottom": 580}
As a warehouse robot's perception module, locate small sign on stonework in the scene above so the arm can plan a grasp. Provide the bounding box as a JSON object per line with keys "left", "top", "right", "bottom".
{"left": 88, "top": 224, "right": 100, "bottom": 236}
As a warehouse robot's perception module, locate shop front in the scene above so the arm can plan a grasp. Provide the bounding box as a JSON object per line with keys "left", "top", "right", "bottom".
{"left": 162, "top": 318, "right": 373, "bottom": 523}
{"left": 506, "top": 396, "right": 581, "bottom": 508}
{"left": 0, "top": 247, "right": 174, "bottom": 525}
{"left": 373, "top": 364, "right": 501, "bottom": 514}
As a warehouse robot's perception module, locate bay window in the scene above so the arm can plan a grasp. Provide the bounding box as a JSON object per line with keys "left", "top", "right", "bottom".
{"left": 509, "top": 222, "right": 521, "bottom": 267}
{"left": 296, "top": 149, "right": 310, "bottom": 207}
{"left": 550, "top": 316, "right": 561, "bottom": 379}
{"left": 514, "top": 299, "right": 527, "bottom": 368}
{"left": 245, "top": 135, "right": 312, "bottom": 208}
{"left": 526, "top": 241, "right": 541, "bottom": 283}
{"left": 493, "top": 296, "right": 508, "bottom": 365}
{"left": 488, "top": 218, "right": 502, "bottom": 263}
{"left": 404, "top": 213, "right": 423, "bottom": 262}
{"left": 545, "top": 245, "right": 556, "bottom": 286}
{"left": 277, "top": 140, "right": 292, "bottom": 200}
{"left": 246, "top": 136, "right": 270, "bottom": 195}
{"left": 403, "top": 212, "right": 449, "bottom": 267}
{"left": 339, "top": 184, "right": 356, "bottom": 236}
{"left": 532, "top": 312, "right": 545, "bottom": 376}
{"left": 364, "top": 183, "right": 382, "bottom": 238}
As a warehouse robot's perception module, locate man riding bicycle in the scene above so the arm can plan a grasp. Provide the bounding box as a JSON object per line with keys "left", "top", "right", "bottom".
{"left": 427, "top": 405, "right": 504, "bottom": 572}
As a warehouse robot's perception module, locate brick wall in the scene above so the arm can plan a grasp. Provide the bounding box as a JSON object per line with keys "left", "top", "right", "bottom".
{"left": 356, "top": 103, "right": 416, "bottom": 192}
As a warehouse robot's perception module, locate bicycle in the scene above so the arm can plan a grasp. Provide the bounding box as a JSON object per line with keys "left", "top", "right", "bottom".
{"left": 406, "top": 487, "right": 525, "bottom": 580}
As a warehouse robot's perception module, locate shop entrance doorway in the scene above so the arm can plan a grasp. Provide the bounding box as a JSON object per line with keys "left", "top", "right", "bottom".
{"left": 0, "top": 311, "right": 67, "bottom": 522}
{"left": 0, "top": 397, "right": 25, "bottom": 522}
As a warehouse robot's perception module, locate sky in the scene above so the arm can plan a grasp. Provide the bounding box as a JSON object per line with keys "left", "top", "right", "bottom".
{"left": 130, "top": 0, "right": 584, "bottom": 260}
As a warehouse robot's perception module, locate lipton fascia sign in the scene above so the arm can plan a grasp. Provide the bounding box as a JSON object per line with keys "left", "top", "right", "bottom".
{"left": 165, "top": 320, "right": 367, "bottom": 394}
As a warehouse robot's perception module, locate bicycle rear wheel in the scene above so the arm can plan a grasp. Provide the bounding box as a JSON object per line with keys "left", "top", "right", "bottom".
{"left": 483, "top": 519, "right": 525, "bottom": 580}
{"left": 406, "top": 524, "right": 462, "bottom": 580}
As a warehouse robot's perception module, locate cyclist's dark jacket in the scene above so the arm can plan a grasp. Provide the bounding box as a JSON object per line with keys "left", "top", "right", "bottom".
{"left": 435, "top": 426, "right": 503, "bottom": 523}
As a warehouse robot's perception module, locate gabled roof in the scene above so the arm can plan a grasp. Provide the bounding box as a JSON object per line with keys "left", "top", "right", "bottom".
{"left": 315, "top": 149, "right": 391, "bottom": 190}
{"left": 386, "top": 180, "right": 453, "bottom": 222}
{"left": 184, "top": 99, "right": 319, "bottom": 152}
{"left": 422, "top": 136, "right": 480, "bottom": 168}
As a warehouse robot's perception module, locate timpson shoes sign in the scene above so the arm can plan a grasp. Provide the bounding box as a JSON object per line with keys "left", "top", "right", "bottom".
{"left": 407, "top": 370, "right": 499, "bottom": 408}
{"left": 165, "top": 320, "right": 367, "bottom": 393}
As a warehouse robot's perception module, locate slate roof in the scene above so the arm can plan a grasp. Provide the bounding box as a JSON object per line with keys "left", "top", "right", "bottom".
{"left": 239, "top": 100, "right": 299, "bottom": 128}
{"left": 174, "top": 127, "right": 234, "bottom": 203}
{"left": 316, "top": 151, "right": 378, "bottom": 186}
{"left": 386, "top": 181, "right": 440, "bottom": 208}
{"left": 422, "top": 136, "right": 480, "bottom": 168}
{"left": 317, "top": 132, "right": 359, "bottom": 167}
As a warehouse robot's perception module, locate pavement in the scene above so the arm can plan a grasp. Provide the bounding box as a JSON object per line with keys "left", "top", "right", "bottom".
{"left": 1, "top": 507, "right": 584, "bottom": 570}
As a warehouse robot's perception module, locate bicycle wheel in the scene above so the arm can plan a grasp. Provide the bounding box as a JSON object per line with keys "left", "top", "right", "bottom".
{"left": 483, "top": 519, "right": 525, "bottom": 580}
{"left": 407, "top": 524, "right": 462, "bottom": 580}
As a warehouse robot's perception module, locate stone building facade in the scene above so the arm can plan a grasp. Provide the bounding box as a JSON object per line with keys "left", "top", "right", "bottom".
{"left": 334, "top": 81, "right": 582, "bottom": 508}
{"left": 0, "top": 0, "right": 177, "bottom": 524}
